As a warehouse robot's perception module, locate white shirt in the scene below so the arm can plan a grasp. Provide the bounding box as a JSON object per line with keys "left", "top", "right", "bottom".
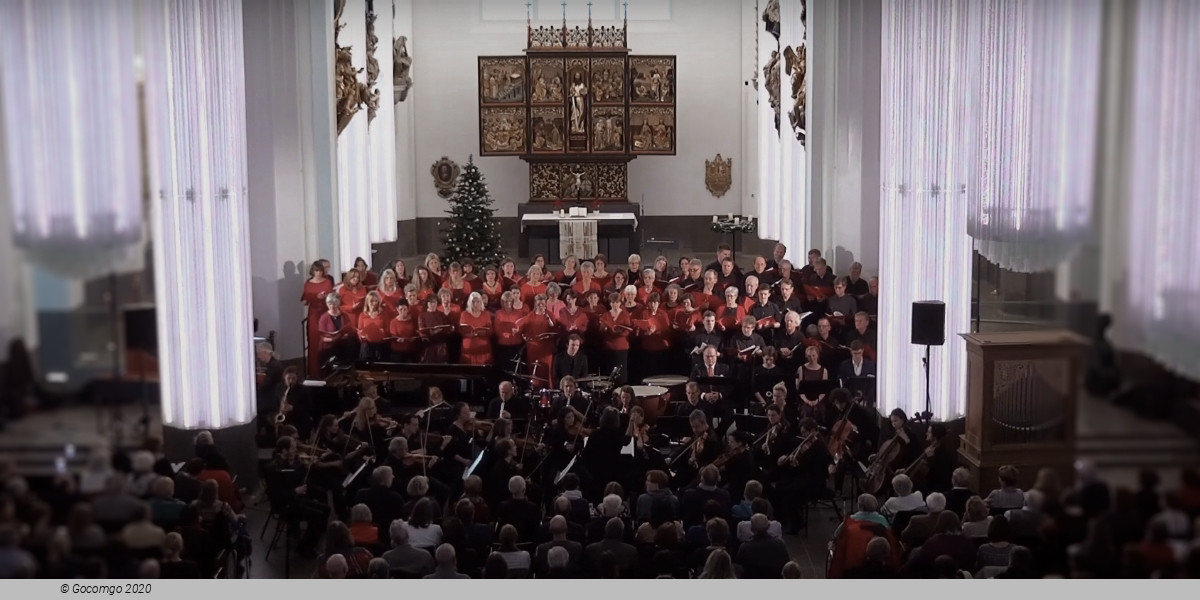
{"left": 882, "top": 491, "right": 926, "bottom": 517}
{"left": 852, "top": 360, "right": 863, "bottom": 376}
{"left": 404, "top": 523, "right": 443, "bottom": 550}
{"left": 736, "top": 519, "right": 782, "bottom": 542}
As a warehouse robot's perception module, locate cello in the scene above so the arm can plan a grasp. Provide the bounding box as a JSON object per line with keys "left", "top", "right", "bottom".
{"left": 861, "top": 432, "right": 906, "bottom": 494}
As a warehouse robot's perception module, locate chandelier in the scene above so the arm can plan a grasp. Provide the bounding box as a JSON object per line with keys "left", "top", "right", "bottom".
{"left": 968, "top": 0, "right": 1102, "bottom": 273}
{"left": 0, "top": 0, "right": 143, "bottom": 280}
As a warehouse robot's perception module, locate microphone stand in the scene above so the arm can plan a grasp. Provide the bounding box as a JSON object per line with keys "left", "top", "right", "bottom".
{"left": 918, "top": 344, "right": 933, "bottom": 424}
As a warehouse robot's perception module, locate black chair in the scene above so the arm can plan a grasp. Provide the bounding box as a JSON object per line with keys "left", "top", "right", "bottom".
{"left": 889, "top": 510, "right": 925, "bottom": 538}
{"left": 800, "top": 484, "right": 844, "bottom": 538}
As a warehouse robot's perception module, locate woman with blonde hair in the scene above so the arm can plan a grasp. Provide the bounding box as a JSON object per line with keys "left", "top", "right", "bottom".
{"left": 357, "top": 291, "right": 389, "bottom": 360}
{"left": 459, "top": 292, "right": 494, "bottom": 366}
{"left": 520, "top": 265, "right": 548, "bottom": 305}
{"left": 699, "top": 548, "right": 737, "bottom": 579}
{"left": 337, "top": 269, "right": 367, "bottom": 319}
{"left": 376, "top": 269, "right": 403, "bottom": 318}
{"left": 424, "top": 253, "right": 443, "bottom": 288}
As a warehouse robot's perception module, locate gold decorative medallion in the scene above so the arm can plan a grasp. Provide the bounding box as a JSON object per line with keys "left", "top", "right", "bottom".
{"left": 431, "top": 157, "right": 460, "bottom": 199}
{"left": 705, "top": 154, "right": 733, "bottom": 198}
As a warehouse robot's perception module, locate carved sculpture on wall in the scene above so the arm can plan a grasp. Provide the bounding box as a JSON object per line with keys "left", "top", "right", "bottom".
{"left": 393, "top": 36, "right": 413, "bottom": 103}
{"left": 365, "top": 9, "right": 381, "bottom": 121}
{"left": 430, "top": 157, "right": 461, "bottom": 199}
{"left": 531, "top": 107, "right": 565, "bottom": 153}
{"left": 630, "top": 106, "right": 675, "bottom": 154}
{"left": 629, "top": 57, "right": 675, "bottom": 104}
{"left": 762, "top": 0, "right": 781, "bottom": 41}
{"left": 479, "top": 57, "right": 526, "bottom": 104}
{"left": 705, "top": 154, "right": 733, "bottom": 198}
{"left": 480, "top": 107, "right": 527, "bottom": 154}
{"left": 784, "top": 44, "right": 806, "bottom": 144}
{"left": 530, "top": 58, "right": 565, "bottom": 104}
{"left": 764, "top": 49, "right": 781, "bottom": 133}
{"left": 334, "top": 0, "right": 368, "bottom": 135}
{"left": 591, "top": 107, "right": 625, "bottom": 152}
{"left": 529, "top": 163, "right": 628, "bottom": 201}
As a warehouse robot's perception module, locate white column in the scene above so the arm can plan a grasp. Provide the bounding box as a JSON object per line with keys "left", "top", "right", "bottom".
{"left": 144, "top": 0, "right": 255, "bottom": 429}
{"left": 367, "top": 0, "right": 397, "bottom": 245}
{"left": 336, "top": 0, "right": 373, "bottom": 272}
{"left": 393, "top": 0, "right": 417, "bottom": 223}
{"left": 878, "top": 0, "right": 978, "bottom": 419}
{"left": 0, "top": 112, "right": 36, "bottom": 356}
{"left": 243, "top": 0, "right": 330, "bottom": 360}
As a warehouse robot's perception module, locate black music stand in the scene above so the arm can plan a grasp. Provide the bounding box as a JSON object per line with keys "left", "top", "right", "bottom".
{"left": 651, "top": 416, "right": 693, "bottom": 442}
{"left": 840, "top": 375, "right": 877, "bottom": 408}
{"left": 732, "top": 413, "right": 769, "bottom": 436}
{"left": 794, "top": 379, "right": 840, "bottom": 401}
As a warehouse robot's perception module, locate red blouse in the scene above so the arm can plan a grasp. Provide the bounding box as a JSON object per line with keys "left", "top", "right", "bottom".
{"left": 634, "top": 309, "right": 672, "bottom": 352}
{"left": 717, "top": 305, "right": 746, "bottom": 332}
{"left": 387, "top": 317, "right": 419, "bottom": 355}
{"left": 557, "top": 307, "right": 590, "bottom": 337}
{"left": 479, "top": 281, "right": 505, "bottom": 309}
{"left": 301, "top": 279, "right": 334, "bottom": 313}
{"left": 338, "top": 285, "right": 368, "bottom": 318}
{"left": 493, "top": 309, "right": 525, "bottom": 347}
{"left": 571, "top": 278, "right": 602, "bottom": 297}
{"left": 357, "top": 312, "right": 388, "bottom": 344}
{"left": 458, "top": 311, "right": 494, "bottom": 364}
{"left": 599, "top": 310, "right": 633, "bottom": 351}
{"left": 519, "top": 281, "right": 548, "bottom": 306}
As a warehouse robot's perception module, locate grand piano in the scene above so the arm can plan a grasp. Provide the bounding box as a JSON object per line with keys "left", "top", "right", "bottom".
{"left": 309, "top": 361, "right": 495, "bottom": 412}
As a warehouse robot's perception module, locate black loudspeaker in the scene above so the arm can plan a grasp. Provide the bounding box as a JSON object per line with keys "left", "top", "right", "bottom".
{"left": 911, "top": 301, "right": 946, "bottom": 346}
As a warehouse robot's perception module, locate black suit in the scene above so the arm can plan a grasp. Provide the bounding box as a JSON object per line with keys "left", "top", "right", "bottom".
{"left": 552, "top": 351, "right": 590, "bottom": 383}
{"left": 690, "top": 362, "right": 731, "bottom": 379}
{"left": 837, "top": 359, "right": 877, "bottom": 379}
{"left": 735, "top": 535, "right": 790, "bottom": 579}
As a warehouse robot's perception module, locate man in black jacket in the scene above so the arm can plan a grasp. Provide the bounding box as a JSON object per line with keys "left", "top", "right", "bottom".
{"left": 353, "top": 466, "right": 405, "bottom": 545}
{"left": 552, "top": 334, "right": 590, "bottom": 384}
{"left": 734, "top": 514, "right": 790, "bottom": 578}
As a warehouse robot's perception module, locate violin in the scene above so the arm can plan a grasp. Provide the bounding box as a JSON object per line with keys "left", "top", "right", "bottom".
{"left": 711, "top": 444, "right": 747, "bottom": 471}
{"left": 780, "top": 432, "right": 820, "bottom": 467}
{"left": 401, "top": 451, "right": 438, "bottom": 467}
{"left": 566, "top": 423, "right": 593, "bottom": 438}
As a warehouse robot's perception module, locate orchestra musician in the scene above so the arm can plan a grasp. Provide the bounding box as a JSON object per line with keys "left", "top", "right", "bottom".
{"left": 771, "top": 417, "right": 835, "bottom": 533}
{"left": 432, "top": 402, "right": 477, "bottom": 495}
{"left": 671, "top": 410, "right": 723, "bottom": 489}
{"left": 674, "top": 381, "right": 713, "bottom": 421}
{"left": 715, "top": 431, "right": 757, "bottom": 498}
{"left": 265, "top": 436, "right": 331, "bottom": 558}
{"left": 552, "top": 334, "right": 589, "bottom": 384}
{"left": 486, "top": 381, "right": 527, "bottom": 421}
{"left": 554, "top": 376, "right": 591, "bottom": 422}
{"left": 271, "top": 367, "right": 313, "bottom": 440}
{"left": 755, "top": 404, "right": 794, "bottom": 485}
{"left": 419, "top": 387, "right": 454, "bottom": 433}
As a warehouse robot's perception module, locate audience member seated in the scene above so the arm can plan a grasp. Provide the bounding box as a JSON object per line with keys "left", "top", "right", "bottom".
{"left": 636, "top": 470, "right": 680, "bottom": 523}
{"left": 586, "top": 494, "right": 632, "bottom": 545}
{"left": 735, "top": 498, "right": 782, "bottom": 542}
{"left": 543, "top": 546, "right": 572, "bottom": 579}
{"left": 121, "top": 503, "right": 166, "bottom": 552}
{"left": 904, "top": 511, "right": 978, "bottom": 577}
{"left": 534, "top": 516, "right": 582, "bottom": 576}
{"left": 424, "top": 543, "right": 470, "bottom": 579}
{"left": 697, "top": 548, "right": 737, "bottom": 579}
{"left": 844, "top": 537, "right": 899, "bottom": 579}
{"left": 158, "top": 533, "right": 201, "bottom": 579}
{"left": 731, "top": 480, "right": 763, "bottom": 522}
{"left": 944, "top": 467, "right": 975, "bottom": 517}
{"left": 902, "top": 492, "right": 946, "bottom": 548}
{"left": 976, "top": 515, "right": 1023, "bottom": 576}
{"left": 539, "top": 497, "right": 586, "bottom": 544}
{"left": 492, "top": 524, "right": 531, "bottom": 576}
{"left": 685, "top": 500, "right": 726, "bottom": 547}
{"left": 148, "top": 477, "right": 186, "bottom": 529}
{"left": 482, "top": 552, "right": 509, "bottom": 579}
{"left": 984, "top": 465, "right": 1025, "bottom": 513}
{"left": 314, "top": 521, "right": 373, "bottom": 578}
{"left": 381, "top": 520, "right": 435, "bottom": 577}
{"left": 353, "top": 467, "right": 405, "bottom": 543}
{"left": 994, "top": 546, "right": 1037, "bottom": 579}
{"left": 403, "top": 498, "right": 443, "bottom": 551}
{"left": 1005, "top": 489, "right": 1049, "bottom": 540}
{"left": 681, "top": 466, "right": 731, "bottom": 527}
{"left": 881, "top": 474, "right": 926, "bottom": 520}
{"left": 734, "top": 514, "right": 789, "bottom": 579}
{"left": 584, "top": 517, "right": 637, "bottom": 577}
{"left": 496, "top": 476, "right": 541, "bottom": 545}
{"left": 349, "top": 503, "right": 379, "bottom": 546}
{"left": 962, "top": 496, "right": 993, "bottom": 539}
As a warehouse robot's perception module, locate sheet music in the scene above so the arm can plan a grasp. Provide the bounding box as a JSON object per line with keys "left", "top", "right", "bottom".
{"left": 620, "top": 437, "right": 636, "bottom": 456}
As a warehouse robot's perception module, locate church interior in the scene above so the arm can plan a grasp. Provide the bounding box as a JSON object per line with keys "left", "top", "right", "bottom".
{"left": 1, "top": 0, "right": 1199, "bottom": 582}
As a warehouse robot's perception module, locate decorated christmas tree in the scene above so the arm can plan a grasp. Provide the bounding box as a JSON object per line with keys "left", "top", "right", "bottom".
{"left": 441, "top": 156, "right": 504, "bottom": 265}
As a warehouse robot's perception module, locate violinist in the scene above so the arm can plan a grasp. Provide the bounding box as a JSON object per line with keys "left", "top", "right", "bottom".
{"left": 716, "top": 431, "right": 758, "bottom": 498}
{"left": 671, "top": 410, "right": 723, "bottom": 488}
{"left": 383, "top": 436, "right": 429, "bottom": 493}
{"left": 544, "top": 407, "right": 587, "bottom": 471}
{"left": 755, "top": 404, "right": 794, "bottom": 484}
{"left": 419, "top": 387, "right": 453, "bottom": 434}
{"left": 772, "top": 418, "right": 834, "bottom": 533}
{"left": 433, "top": 402, "right": 476, "bottom": 495}
{"left": 264, "top": 436, "right": 330, "bottom": 558}
{"left": 485, "top": 439, "right": 523, "bottom": 507}
{"left": 349, "top": 396, "right": 397, "bottom": 457}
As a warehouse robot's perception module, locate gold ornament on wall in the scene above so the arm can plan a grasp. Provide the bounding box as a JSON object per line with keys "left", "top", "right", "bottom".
{"left": 365, "top": 8, "right": 381, "bottom": 121}
{"left": 705, "top": 154, "right": 733, "bottom": 198}
{"left": 763, "top": 50, "right": 782, "bottom": 133}
{"left": 431, "top": 157, "right": 461, "bottom": 199}
{"left": 334, "top": 0, "right": 369, "bottom": 135}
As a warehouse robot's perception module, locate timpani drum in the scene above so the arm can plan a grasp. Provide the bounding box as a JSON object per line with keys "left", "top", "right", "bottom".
{"left": 643, "top": 375, "right": 688, "bottom": 409}
{"left": 630, "top": 385, "right": 670, "bottom": 423}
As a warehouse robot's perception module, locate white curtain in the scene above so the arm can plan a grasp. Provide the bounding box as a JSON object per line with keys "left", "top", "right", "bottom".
{"left": 0, "top": 0, "right": 143, "bottom": 280}
{"left": 1122, "top": 0, "right": 1200, "bottom": 380}
{"left": 336, "top": 0, "right": 373, "bottom": 273}
{"left": 143, "top": 0, "right": 255, "bottom": 429}
{"left": 878, "top": 0, "right": 978, "bottom": 419}
{"left": 969, "top": 0, "right": 1102, "bottom": 273}
{"left": 756, "top": 0, "right": 808, "bottom": 254}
